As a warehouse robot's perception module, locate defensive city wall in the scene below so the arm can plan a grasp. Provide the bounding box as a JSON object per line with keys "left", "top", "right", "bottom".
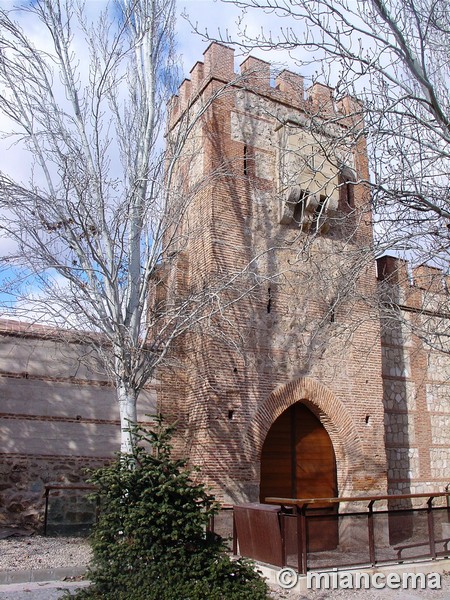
{"left": 0, "top": 319, "right": 156, "bottom": 531}
{"left": 0, "top": 43, "right": 448, "bottom": 534}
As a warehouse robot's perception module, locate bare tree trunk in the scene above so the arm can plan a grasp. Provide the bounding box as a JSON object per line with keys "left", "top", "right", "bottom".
{"left": 117, "top": 381, "right": 138, "bottom": 455}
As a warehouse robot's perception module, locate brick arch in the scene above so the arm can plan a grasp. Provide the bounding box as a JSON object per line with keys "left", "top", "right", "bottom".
{"left": 245, "top": 377, "right": 365, "bottom": 497}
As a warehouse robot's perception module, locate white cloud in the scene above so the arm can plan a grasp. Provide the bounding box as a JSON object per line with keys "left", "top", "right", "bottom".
{"left": 0, "top": 0, "right": 311, "bottom": 326}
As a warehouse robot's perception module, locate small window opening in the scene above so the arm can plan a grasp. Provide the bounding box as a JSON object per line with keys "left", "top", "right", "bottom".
{"left": 267, "top": 287, "right": 272, "bottom": 313}
{"left": 345, "top": 181, "right": 355, "bottom": 208}
{"left": 228, "top": 410, "right": 234, "bottom": 420}
{"left": 293, "top": 201, "right": 304, "bottom": 224}
{"left": 365, "top": 415, "right": 370, "bottom": 425}
{"left": 330, "top": 307, "right": 335, "bottom": 323}
{"left": 233, "top": 367, "right": 238, "bottom": 373}
{"left": 243, "top": 145, "right": 248, "bottom": 176}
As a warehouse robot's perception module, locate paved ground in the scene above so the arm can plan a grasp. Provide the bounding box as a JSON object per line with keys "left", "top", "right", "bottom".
{"left": 0, "top": 575, "right": 449, "bottom": 599}
{"left": 0, "top": 580, "right": 89, "bottom": 599}
{"left": 0, "top": 564, "right": 449, "bottom": 599}
{"left": 1, "top": 535, "right": 449, "bottom": 597}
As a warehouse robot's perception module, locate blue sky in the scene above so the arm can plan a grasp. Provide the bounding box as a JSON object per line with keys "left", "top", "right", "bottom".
{"left": 3, "top": 0, "right": 406, "bottom": 320}
{"left": 175, "top": 0, "right": 310, "bottom": 79}
{"left": 0, "top": 0, "right": 445, "bottom": 320}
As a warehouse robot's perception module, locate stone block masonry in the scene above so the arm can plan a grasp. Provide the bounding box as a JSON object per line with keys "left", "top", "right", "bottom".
{"left": 377, "top": 255, "right": 450, "bottom": 497}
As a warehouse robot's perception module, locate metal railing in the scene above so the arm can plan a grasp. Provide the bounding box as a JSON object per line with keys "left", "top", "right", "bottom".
{"left": 232, "top": 492, "right": 450, "bottom": 574}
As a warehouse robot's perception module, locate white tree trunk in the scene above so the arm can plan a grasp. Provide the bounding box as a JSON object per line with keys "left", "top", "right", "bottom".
{"left": 117, "top": 382, "right": 138, "bottom": 455}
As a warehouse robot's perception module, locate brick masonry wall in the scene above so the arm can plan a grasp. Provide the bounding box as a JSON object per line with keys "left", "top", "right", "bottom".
{"left": 162, "top": 43, "right": 388, "bottom": 504}
{"left": 0, "top": 320, "right": 157, "bottom": 530}
{"left": 7, "top": 42, "right": 447, "bottom": 531}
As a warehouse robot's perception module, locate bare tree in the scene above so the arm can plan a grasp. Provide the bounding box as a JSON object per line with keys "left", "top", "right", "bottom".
{"left": 0, "top": 0, "right": 250, "bottom": 453}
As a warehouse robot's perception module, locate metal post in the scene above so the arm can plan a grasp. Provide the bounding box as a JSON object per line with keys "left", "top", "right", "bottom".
{"left": 368, "top": 500, "right": 376, "bottom": 566}
{"left": 280, "top": 510, "right": 286, "bottom": 567}
{"left": 43, "top": 487, "right": 49, "bottom": 536}
{"left": 427, "top": 497, "right": 436, "bottom": 559}
{"left": 207, "top": 514, "right": 214, "bottom": 533}
{"left": 296, "top": 503, "right": 308, "bottom": 575}
{"left": 296, "top": 505, "right": 303, "bottom": 574}
{"left": 232, "top": 510, "right": 238, "bottom": 555}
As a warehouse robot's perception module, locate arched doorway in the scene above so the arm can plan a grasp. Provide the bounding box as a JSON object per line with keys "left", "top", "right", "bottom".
{"left": 260, "top": 402, "right": 338, "bottom": 550}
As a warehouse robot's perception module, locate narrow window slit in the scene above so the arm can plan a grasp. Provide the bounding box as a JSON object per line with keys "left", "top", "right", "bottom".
{"left": 243, "top": 144, "right": 248, "bottom": 176}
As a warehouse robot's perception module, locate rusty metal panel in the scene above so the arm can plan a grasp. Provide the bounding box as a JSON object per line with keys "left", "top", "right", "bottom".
{"left": 233, "top": 503, "right": 283, "bottom": 567}
{"left": 306, "top": 508, "right": 339, "bottom": 551}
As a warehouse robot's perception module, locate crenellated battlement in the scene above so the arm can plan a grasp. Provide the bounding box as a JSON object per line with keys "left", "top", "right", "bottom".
{"left": 168, "top": 42, "right": 361, "bottom": 128}
{"left": 377, "top": 254, "right": 449, "bottom": 296}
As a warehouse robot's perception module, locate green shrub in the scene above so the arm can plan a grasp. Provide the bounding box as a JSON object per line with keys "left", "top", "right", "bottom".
{"left": 72, "top": 416, "right": 269, "bottom": 599}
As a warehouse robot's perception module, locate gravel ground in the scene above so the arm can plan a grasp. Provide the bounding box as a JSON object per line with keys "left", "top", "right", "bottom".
{"left": 268, "top": 581, "right": 450, "bottom": 599}
{"left": 0, "top": 536, "right": 92, "bottom": 571}
{"left": 0, "top": 536, "right": 449, "bottom": 599}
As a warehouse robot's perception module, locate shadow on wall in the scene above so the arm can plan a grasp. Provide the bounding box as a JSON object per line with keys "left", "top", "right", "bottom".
{"left": 377, "top": 256, "right": 414, "bottom": 545}
{"left": 0, "top": 323, "right": 156, "bottom": 532}
{"left": 164, "top": 75, "right": 387, "bottom": 511}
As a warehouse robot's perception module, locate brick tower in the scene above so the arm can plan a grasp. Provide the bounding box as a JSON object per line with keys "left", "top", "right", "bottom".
{"left": 160, "top": 43, "right": 388, "bottom": 505}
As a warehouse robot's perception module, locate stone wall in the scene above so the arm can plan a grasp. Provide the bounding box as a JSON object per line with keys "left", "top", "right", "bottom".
{"left": 377, "top": 256, "right": 450, "bottom": 497}
{"left": 2, "top": 43, "right": 447, "bottom": 532}
{"left": 0, "top": 319, "right": 156, "bottom": 531}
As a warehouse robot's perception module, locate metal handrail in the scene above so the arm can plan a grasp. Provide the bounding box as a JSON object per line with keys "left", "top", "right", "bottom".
{"left": 232, "top": 492, "right": 450, "bottom": 574}
{"left": 264, "top": 491, "right": 450, "bottom": 508}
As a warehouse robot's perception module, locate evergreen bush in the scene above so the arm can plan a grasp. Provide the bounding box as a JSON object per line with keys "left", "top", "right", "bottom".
{"left": 72, "top": 416, "right": 269, "bottom": 599}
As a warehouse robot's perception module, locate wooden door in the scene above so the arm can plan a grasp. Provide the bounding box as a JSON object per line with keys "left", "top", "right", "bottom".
{"left": 260, "top": 403, "right": 338, "bottom": 550}
{"left": 294, "top": 405, "right": 337, "bottom": 501}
